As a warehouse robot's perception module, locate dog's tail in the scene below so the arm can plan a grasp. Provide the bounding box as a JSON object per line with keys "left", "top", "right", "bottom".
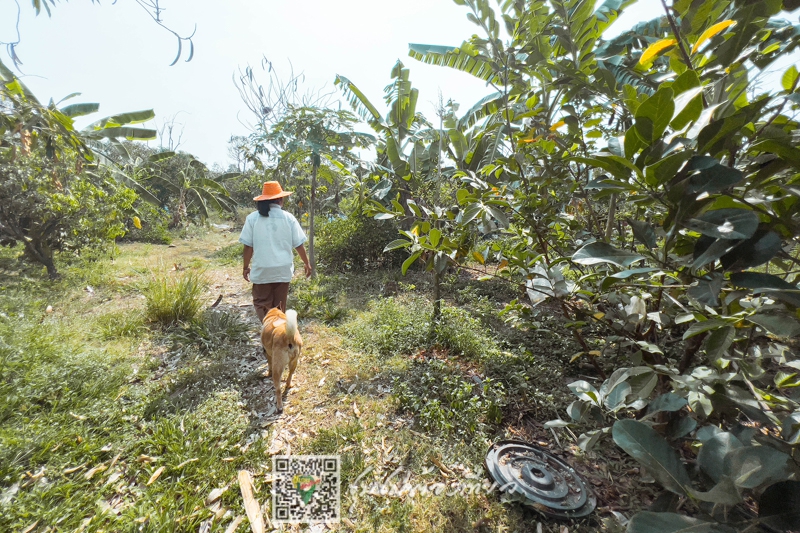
{"left": 285, "top": 309, "right": 298, "bottom": 339}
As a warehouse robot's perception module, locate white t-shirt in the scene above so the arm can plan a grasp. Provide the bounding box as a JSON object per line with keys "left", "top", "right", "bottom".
{"left": 238, "top": 205, "right": 307, "bottom": 284}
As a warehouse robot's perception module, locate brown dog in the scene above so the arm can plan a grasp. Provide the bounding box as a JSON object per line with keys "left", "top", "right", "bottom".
{"left": 261, "top": 307, "right": 302, "bottom": 413}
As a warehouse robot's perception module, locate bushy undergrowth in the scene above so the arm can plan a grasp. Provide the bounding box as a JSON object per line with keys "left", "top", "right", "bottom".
{"left": 142, "top": 268, "right": 209, "bottom": 326}
{"left": 95, "top": 309, "right": 146, "bottom": 340}
{"left": 316, "top": 216, "right": 404, "bottom": 272}
{"left": 344, "top": 296, "right": 431, "bottom": 357}
{"left": 394, "top": 359, "right": 505, "bottom": 438}
{"left": 168, "top": 308, "right": 250, "bottom": 353}
{"left": 212, "top": 242, "right": 241, "bottom": 265}
{"left": 120, "top": 201, "right": 173, "bottom": 245}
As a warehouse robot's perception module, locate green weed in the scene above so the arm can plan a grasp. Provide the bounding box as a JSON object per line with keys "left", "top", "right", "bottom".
{"left": 142, "top": 267, "right": 209, "bottom": 326}
{"left": 212, "top": 242, "right": 241, "bottom": 265}
{"left": 344, "top": 296, "right": 431, "bottom": 357}
{"left": 95, "top": 309, "right": 146, "bottom": 340}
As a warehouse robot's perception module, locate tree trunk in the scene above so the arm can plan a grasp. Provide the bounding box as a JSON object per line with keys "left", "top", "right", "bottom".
{"left": 309, "top": 156, "right": 318, "bottom": 278}
{"left": 605, "top": 193, "right": 617, "bottom": 242}
{"left": 433, "top": 270, "right": 442, "bottom": 322}
{"left": 23, "top": 238, "right": 59, "bottom": 279}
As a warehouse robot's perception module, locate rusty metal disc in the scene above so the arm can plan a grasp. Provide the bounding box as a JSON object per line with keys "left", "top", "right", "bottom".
{"left": 485, "top": 440, "right": 596, "bottom": 519}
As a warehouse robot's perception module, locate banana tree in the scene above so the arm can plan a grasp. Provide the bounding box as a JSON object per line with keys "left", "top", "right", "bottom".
{"left": 139, "top": 153, "right": 238, "bottom": 227}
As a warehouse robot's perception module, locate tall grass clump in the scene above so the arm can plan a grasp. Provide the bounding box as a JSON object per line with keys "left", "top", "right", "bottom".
{"left": 143, "top": 267, "right": 208, "bottom": 326}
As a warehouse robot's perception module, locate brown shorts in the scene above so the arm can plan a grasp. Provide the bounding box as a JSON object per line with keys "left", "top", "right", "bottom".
{"left": 252, "top": 282, "right": 290, "bottom": 324}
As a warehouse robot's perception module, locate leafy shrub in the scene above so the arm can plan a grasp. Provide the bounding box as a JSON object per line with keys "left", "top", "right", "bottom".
{"left": 394, "top": 359, "right": 505, "bottom": 437}
{"left": 316, "top": 216, "right": 404, "bottom": 272}
{"left": 434, "top": 306, "right": 499, "bottom": 359}
{"left": 143, "top": 268, "right": 208, "bottom": 326}
{"left": 344, "top": 297, "right": 430, "bottom": 357}
{"left": 121, "top": 201, "right": 172, "bottom": 245}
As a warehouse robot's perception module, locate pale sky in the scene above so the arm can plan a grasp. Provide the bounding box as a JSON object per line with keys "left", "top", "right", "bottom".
{"left": 1, "top": 0, "right": 773, "bottom": 168}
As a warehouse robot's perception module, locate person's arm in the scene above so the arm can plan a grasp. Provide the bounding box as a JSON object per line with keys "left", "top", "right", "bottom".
{"left": 295, "top": 244, "right": 312, "bottom": 278}
{"left": 243, "top": 245, "right": 254, "bottom": 281}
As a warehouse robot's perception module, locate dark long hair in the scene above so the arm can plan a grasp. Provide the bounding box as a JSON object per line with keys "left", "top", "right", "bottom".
{"left": 256, "top": 199, "right": 280, "bottom": 217}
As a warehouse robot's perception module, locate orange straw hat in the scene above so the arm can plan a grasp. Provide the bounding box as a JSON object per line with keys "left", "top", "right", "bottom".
{"left": 253, "top": 181, "right": 293, "bottom": 201}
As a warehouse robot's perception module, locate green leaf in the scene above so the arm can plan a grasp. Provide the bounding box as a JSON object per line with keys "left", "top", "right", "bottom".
{"left": 687, "top": 276, "right": 722, "bottom": 306}
{"left": 782, "top": 65, "right": 799, "bottom": 92}
{"left": 384, "top": 239, "right": 411, "bottom": 252}
{"left": 459, "top": 204, "right": 482, "bottom": 224}
{"left": 401, "top": 251, "right": 422, "bottom": 275}
{"left": 612, "top": 420, "right": 691, "bottom": 495}
{"left": 91, "top": 109, "right": 155, "bottom": 129}
{"left": 759, "top": 481, "right": 800, "bottom": 531}
{"left": 686, "top": 156, "right": 743, "bottom": 194}
{"left": 648, "top": 393, "right": 688, "bottom": 414}
{"left": 627, "top": 512, "right": 735, "bottom": 533}
{"left": 628, "top": 220, "right": 657, "bottom": 248}
{"left": 604, "top": 382, "right": 631, "bottom": 411}
{"left": 645, "top": 151, "right": 693, "bottom": 186}
{"left": 721, "top": 230, "right": 782, "bottom": 271}
{"left": 60, "top": 103, "right": 99, "bottom": 118}
{"left": 609, "top": 267, "right": 660, "bottom": 279}
{"left": 747, "top": 314, "right": 800, "bottom": 338}
{"left": 698, "top": 432, "right": 743, "bottom": 483}
{"left": 428, "top": 229, "right": 441, "bottom": 248}
{"left": 634, "top": 87, "right": 675, "bottom": 143}
{"left": 704, "top": 326, "right": 735, "bottom": 359}
{"left": 148, "top": 151, "right": 176, "bottom": 163}
{"left": 781, "top": 414, "right": 800, "bottom": 444}
{"left": 683, "top": 319, "right": 730, "bottom": 340}
{"left": 729, "top": 272, "right": 800, "bottom": 307}
{"left": 692, "top": 238, "right": 737, "bottom": 272}
{"left": 572, "top": 242, "right": 645, "bottom": 268}
{"left": 374, "top": 213, "right": 395, "bottom": 220}
{"left": 408, "top": 42, "right": 498, "bottom": 83}
{"left": 724, "top": 445, "right": 795, "bottom": 489}
{"left": 684, "top": 209, "right": 759, "bottom": 240}
{"left": 568, "top": 380, "right": 601, "bottom": 405}
{"left": 88, "top": 127, "right": 157, "bottom": 141}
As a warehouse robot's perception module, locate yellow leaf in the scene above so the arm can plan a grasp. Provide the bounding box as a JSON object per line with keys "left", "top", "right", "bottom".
{"left": 549, "top": 120, "right": 566, "bottom": 131}
{"left": 692, "top": 20, "right": 736, "bottom": 54}
{"left": 411, "top": 225, "right": 420, "bottom": 236}
{"left": 588, "top": 350, "right": 602, "bottom": 357}
{"left": 132, "top": 216, "right": 142, "bottom": 229}
{"left": 593, "top": 312, "right": 605, "bottom": 320}
{"left": 472, "top": 251, "right": 485, "bottom": 265}
{"left": 639, "top": 38, "right": 677, "bottom": 65}
{"left": 570, "top": 352, "right": 585, "bottom": 363}
{"left": 498, "top": 259, "right": 509, "bottom": 270}
{"left": 147, "top": 466, "right": 165, "bottom": 486}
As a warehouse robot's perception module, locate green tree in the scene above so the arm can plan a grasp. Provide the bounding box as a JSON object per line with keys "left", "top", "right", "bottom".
{"left": 0, "top": 58, "right": 153, "bottom": 277}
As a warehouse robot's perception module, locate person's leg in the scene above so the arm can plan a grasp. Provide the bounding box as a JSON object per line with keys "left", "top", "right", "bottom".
{"left": 252, "top": 283, "right": 276, "bottom": 324}
{"left": 271, "top": 282, "right": 291, "bottom": 312}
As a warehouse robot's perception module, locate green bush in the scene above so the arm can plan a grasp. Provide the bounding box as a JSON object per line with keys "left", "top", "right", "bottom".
{"left": 394, "top": 359, "right": 505, "bottom": 437}
{"left": 434, "top": 306, "right": 498, "bottom": 359}
{"left": 143, "top": 268, "right": 208, "bottom": 326}
{"left": 344, "top": 297, "right": 430, "bottom": 357}
{"left": 121, "top": 200, "right": 172, "bottom": 245}
{"left": 316, "top": 216, "right": 404, "bottom": 272}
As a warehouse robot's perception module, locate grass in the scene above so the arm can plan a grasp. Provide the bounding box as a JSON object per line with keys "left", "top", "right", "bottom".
{"left": 0, "top": 228, "right": 649, "bottom": 532}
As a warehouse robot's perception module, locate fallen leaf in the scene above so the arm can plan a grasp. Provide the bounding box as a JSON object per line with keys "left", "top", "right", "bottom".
{"left": 353, "top": 402, "right": 361, "bottom": 418}
{"left": 84, "top": 464, "right": 107, "bottom": 480}
{"left": 109, "top": 453, "right": 121, "bottom": 469}
{"left": 21, "top": 521, "right": 38, "bottom": 533}
{"left": 347, "top": 383, "right": 356, "bottom": 394}
{"left": 63, "top": 463, "right": 86, "bottom": 474}
{"left": 137, "top": 455, "right": 156, "bottom": 463}
{"left": 69, "top": 412, "right": 87, "bottom": 421}
{"left": 206, "top": 485, "right": 228, "bottom": 505}
{"left": 175, "top": 458, "right": 198, "bottom": 469}
{"left": 238, "top": 471, "right": 265, "bottom": 533}
{"left": 105, "top": 470, "right": 123, "bottom": 485}
{"left": 101, "top": 444, "right": 112, "bottom": 452}
{"left": 147, "top": 466, "right": 165, "bottom": 486}
{"left": 318, "top": 377, "right": 326, "bottom": 387}
{"left": 224, "top": 516, "right": 245, "bottom": 533}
